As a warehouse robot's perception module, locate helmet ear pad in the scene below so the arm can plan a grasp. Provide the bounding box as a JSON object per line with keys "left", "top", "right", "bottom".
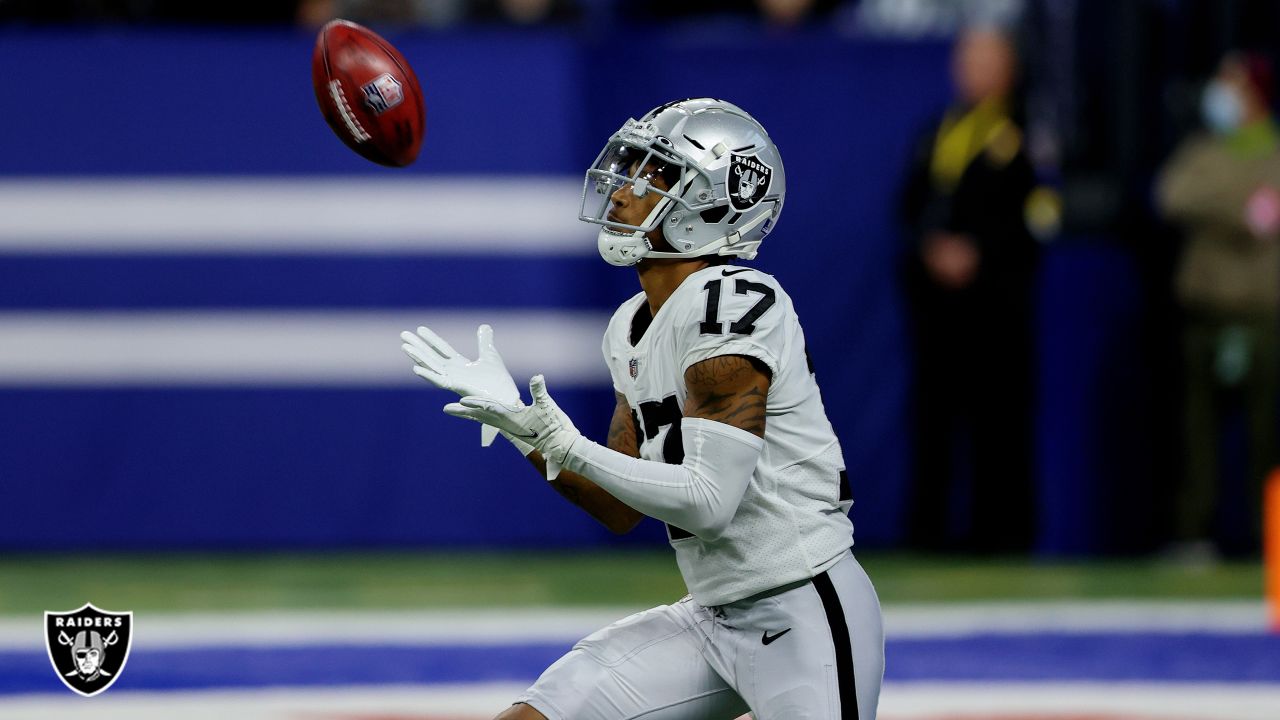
{"left": 648, "top": 228, "right": 679, "bottom": 254}
{"left": 660, "top": 170, "right": 716, "bottom": 254}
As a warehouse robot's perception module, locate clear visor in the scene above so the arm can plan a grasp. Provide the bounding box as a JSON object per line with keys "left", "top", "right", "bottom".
{"left": 579, "top": 141, "right": 704, "bottom": 233}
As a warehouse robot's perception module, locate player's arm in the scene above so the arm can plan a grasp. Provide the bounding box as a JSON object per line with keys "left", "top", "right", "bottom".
{"left": 682, "top": 354, "right": 770, "bottom": 438}
{"left": 448, "top": 369, "right": 767, "bottom": 542}
{"left": 521, "top": 393, "right": 644, "bottom": 534}
{"left": 549, "top": 357, "right": 766, "bottom": 534}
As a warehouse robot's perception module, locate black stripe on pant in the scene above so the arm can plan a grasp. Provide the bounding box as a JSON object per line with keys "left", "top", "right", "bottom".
{"left": 812, "top": 571, "right": 858, "bottom": 720}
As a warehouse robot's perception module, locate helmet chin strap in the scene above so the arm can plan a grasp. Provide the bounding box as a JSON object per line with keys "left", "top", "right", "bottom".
{"left": 598, "top": 229, "right": 748, "bottom": 266}
{"left": 596, "top": 195, "right": 675, "bottom": 267}
{"left": 642, "top": 238, "right": 731, "bottom": 261}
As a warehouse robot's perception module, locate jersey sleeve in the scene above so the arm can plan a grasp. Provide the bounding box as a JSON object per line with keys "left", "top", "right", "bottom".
{"left": 677, "top": 269, "right": 788, "bottom": 378}
{"left": 602, "top": 294, "right": 643, "bottom": 395}
{"left": 601, "top": 330, "right": 622, "bottom": 392}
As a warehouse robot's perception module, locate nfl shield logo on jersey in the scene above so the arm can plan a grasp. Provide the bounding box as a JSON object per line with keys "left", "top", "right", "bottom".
{"left": 728, "top": 153, "right": 773, "bottom": 211}
{"left": 362, "top": 73, "right": 404, "bottom": 115}
{"left": 45, "top": 603, "right": 133, "bottom": 697}
{"left": 629, "top": 357, "right": 639, "bottom": 379}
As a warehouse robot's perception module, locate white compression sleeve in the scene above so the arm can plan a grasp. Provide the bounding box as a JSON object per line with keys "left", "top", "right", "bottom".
{"left": 560, "top": 417, "right": 764, "bottom": 541}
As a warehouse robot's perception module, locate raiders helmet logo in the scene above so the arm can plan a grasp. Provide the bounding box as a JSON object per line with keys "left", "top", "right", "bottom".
{"left": 728, "top": 153, "right": 773, "bottom": 212}
{"left": 45, "top": 603, "right": 133, "bottom": 697}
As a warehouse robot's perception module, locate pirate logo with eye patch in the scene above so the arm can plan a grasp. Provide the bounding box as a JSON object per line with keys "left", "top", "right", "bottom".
{"left": 45, "top": 603, "right": 133, "bottom": 696}
{"left": 728, "top": 153, "right": 773, "bottom": 211}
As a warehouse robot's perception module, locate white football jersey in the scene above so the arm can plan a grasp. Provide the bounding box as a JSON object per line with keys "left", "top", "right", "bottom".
{"left": 602, "top": 264, "right": 854, "bottom": 606}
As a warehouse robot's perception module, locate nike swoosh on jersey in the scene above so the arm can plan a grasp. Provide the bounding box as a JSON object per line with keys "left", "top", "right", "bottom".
{"left": 721, "top": 267, "right": 752, "bottom": 276}
{"left": 761, "top": 628, "right": 792, "bottom": 645}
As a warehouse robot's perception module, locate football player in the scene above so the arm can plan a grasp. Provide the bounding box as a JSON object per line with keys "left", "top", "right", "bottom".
{"left": 402, "top": 98, "right": 884, "bottom": 720}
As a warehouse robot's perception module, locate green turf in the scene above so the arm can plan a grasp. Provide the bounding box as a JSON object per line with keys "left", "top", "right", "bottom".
{"left": 0, "top": 550, "right": 1263, "bottom": 615}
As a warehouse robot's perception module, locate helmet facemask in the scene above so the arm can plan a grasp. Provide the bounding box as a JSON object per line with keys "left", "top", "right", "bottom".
{"left": 580, "top": 121, "right": 717, "bottom": 266}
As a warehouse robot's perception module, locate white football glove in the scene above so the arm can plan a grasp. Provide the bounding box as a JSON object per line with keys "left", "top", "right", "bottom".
{"left": 444, "top": 375, "right": 580, "bottom": 479}
{"left": 400, "top": 324, "right": 520, "bottom": 449}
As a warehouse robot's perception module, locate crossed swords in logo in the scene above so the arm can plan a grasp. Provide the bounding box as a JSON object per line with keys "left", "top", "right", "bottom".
{"left": 56, "top": 629, "right": 119, "bottom": 678}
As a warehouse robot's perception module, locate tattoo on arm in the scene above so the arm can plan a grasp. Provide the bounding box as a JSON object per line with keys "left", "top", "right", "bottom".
{"left": 605, "top": 391, "right": 640, "bottom": 457}
{"left": 683, "top": 355, "right": 770, "bottom": 437}
{"left": 539, "top": 392, "right": 643, "bottom": 533}
{"left": 544, "top": 464, "right": 641, "bottom": 533}
{"left": 550, "top": 476, "right": 584, "bottom": 507}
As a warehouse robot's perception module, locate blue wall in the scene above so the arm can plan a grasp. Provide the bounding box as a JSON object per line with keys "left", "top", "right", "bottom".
{"left": 0, "top": 27, "right": 1154, "bottom": 554}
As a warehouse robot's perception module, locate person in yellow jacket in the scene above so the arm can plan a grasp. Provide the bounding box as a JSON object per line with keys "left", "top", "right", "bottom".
{"left": 899, "top": 26, "right": 1040, "bottom": 553}
{"left": 1157, "top": 51, "right": 1280, "bottom": 559}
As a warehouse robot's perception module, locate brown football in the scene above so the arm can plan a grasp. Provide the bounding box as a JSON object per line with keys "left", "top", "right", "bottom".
{"left": 312, "top": 19, "right": 425, "bottom": 167}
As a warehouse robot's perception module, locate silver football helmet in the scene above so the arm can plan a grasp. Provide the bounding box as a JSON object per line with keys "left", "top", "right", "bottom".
{"left": 579, "top": 98, "right": 786, "bottom": 266}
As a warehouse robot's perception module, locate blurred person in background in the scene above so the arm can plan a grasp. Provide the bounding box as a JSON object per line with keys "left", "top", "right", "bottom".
{"left": 900, "top": 25, "right": 1040, "bottom": 553}
{"left": 296, "top": 0, "right": 579, "bottom": 26}
{"left": 468, "top": 0, "right": 580, "bottom": 25}
{"left": 296, "top": 0, "right": 467, "bottom": 26}
{"left": 630, "top": 0, "right": 841, "bottom": 27}
{"left": 1156, "top": 50, "right": 1280, "bottom": 561}
{"left": 0, "top": 0, "right": 303, "bottom": 23}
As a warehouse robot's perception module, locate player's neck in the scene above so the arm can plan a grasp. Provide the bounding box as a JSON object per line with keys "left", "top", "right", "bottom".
{"left": 635, "top": 258, "right": 713, "bottom": 316}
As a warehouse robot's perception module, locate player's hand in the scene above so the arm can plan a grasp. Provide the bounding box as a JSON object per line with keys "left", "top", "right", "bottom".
{"left": 401, "top": 324, "right": 520, "bottom": 447}
{"left": 445, "top": 375, "right": 580, "bottom": 479}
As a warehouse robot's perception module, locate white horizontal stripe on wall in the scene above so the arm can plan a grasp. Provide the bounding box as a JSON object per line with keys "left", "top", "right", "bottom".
{"left": 0, "top": 310, "right": 610, "bottom": 386}
{"left": 0, "top": 178, "right": 595, "bottom": 254}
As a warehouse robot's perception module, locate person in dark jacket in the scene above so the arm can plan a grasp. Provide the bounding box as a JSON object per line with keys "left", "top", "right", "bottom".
{"left": 900, "top": 26, "right": 1041, "bottom": 553}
